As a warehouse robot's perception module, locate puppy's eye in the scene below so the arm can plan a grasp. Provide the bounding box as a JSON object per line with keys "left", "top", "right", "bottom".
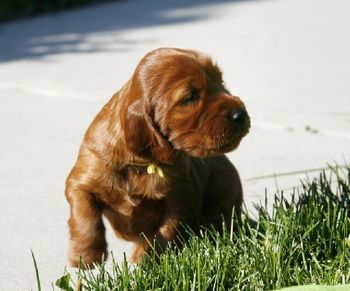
{"left": 181, "top": 90, "right": 200, "bottom": 106}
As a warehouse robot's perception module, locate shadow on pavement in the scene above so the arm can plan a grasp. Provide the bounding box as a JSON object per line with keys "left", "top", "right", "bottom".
{"left": 0, "top": 0, "right": 256, "bottom": 62}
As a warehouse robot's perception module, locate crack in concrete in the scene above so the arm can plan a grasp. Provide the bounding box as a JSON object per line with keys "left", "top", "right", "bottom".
{"left": 254, "top": 121, "right": 350, "bottom": 140}
{"left": 0, "top": 82, "right": 99, "bottom": 102}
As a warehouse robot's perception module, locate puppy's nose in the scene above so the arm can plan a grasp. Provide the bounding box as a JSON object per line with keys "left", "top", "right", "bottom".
{"left": 231, "top": 108, "right": 247, "bottom": 125}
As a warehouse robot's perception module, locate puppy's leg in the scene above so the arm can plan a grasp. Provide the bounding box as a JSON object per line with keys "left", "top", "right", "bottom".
{"left": 131, "top": 198, "right": 200, "bottom": 262}
{"left": 66, "top": 184, "right": 107, "bottom": 267}
{"left": 131, "top": 225, "right": 182, "bottom": 263}
{"left": 202, "top": 156, "right": 243, "bottom": 232}
{"left": 130, "top": 222, "right": 174, "bottom": 263}
{"left": 131, "top": 238, "right": 156, "bottom": 263}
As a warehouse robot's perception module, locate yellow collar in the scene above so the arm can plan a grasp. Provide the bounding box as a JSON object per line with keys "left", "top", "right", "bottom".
{"left": 127, "top": 162, "right": 165, "bottom": 178}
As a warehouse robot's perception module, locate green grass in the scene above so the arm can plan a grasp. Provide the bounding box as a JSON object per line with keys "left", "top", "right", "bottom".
{"left": 49, "top": 165, "right": 350, "bottom": 290}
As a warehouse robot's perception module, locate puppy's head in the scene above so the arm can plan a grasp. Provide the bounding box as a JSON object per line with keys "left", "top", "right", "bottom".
{"left": 121, "top": 48, "right": 250, "bottom": 164}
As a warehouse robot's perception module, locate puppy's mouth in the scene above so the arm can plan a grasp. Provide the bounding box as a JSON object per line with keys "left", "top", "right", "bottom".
{"left": 167, "top": 116, "right": 250, "bottom": 158}
{"left": 207, "top": 120, "right": 250, "bottom": 153}
{"left": 176, "top": 131, "right": 247, "bottom": 158}
{"left": 208, "top": 133, "right": 245, "bottom": 154}
{"left": 216, "top": 139, "right": 240, "bottom": 152}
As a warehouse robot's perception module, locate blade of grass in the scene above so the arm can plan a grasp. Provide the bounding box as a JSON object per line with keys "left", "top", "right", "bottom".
{"left": 31, "top": 250, "right": 41, "bottom": 291}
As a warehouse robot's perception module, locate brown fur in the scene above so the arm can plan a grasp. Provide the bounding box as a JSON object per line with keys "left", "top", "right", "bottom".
{"left": 65, "top": 48, "right": 250, "bottom": 267}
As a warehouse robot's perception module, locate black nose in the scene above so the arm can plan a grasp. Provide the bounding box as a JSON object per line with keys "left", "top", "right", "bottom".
{"left": 231, "top": 108, "right": 247, "bottom": 125}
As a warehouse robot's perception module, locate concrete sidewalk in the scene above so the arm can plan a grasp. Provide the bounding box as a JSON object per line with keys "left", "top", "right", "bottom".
{"left": 0, "top": 0, "right": 349, "bottom": 289}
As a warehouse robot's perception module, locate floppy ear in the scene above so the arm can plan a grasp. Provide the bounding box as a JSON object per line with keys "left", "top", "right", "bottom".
{"left": 121, "top": 98, "right": 174, "bottom": 164}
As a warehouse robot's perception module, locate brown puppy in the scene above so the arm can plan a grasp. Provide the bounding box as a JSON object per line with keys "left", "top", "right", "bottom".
{"left": 65, "top": 48, "right": 250, "bottom": 267}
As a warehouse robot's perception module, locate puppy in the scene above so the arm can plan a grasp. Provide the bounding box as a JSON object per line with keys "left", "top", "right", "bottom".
{"left": 65, "top": 48, "right": 250, "bottom": 267}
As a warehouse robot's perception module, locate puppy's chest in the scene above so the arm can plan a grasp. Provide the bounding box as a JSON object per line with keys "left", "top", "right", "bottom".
{"left": 98, "top": 166, "right": 170, "bottom": 215}
{"left": 119, "top": 166, "right": 170, "bottom": 198}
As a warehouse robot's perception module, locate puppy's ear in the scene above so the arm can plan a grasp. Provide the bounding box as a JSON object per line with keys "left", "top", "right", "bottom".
{"left": 121, "top": 99, "right": 174, "bottom": 164}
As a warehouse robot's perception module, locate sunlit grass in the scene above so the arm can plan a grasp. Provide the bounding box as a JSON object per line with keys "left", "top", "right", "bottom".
{"left": 43, "top": 165, "right": 350, "bottom": 290}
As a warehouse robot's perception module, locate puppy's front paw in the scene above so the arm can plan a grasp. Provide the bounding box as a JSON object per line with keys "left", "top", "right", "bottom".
{"left": 68, "top": 243, "right": 107, "bottom": 268}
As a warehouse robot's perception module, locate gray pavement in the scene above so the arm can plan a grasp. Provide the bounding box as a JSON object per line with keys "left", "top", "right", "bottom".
{"left": 0, "top": 0, "right": 349, "bottom": 289}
